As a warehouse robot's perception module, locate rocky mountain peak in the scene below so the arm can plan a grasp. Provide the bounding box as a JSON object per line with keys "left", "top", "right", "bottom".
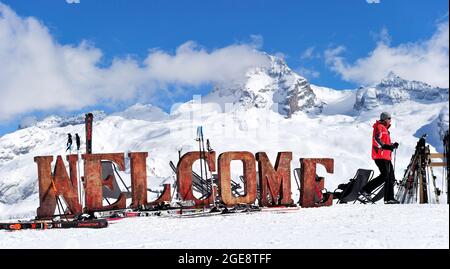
{"left": 206, "top": 54, "right": 324, "bottom": 117}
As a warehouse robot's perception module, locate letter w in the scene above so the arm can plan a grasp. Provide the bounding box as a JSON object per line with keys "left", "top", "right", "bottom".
{"left": 35, "top": 155, "right": 82, "bottom": 219}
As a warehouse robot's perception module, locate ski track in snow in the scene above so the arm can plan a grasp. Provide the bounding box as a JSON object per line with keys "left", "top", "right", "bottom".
{"left": 1, "top": 204, "right": 448, "bottom": 249}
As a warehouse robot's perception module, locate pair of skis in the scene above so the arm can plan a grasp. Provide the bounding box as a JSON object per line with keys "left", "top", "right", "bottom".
{"left": 91, "top": 206, "right": 205, "bottom": 221}
{"left": 170, "top": 205, "right": 300, "bottom": 219}
{"left": 0, "top": 219, "right": 108, "bottom": 231}
{"left": 171, "top": 205, "right": 261, "bottom": 219}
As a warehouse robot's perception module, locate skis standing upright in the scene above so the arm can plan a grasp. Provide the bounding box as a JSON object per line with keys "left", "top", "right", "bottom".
{"left": 80, "top": 113, "right": 93, "bottom": 208}
{"left": 201, "top": 130, "right": 217, "bottom": 207}
{"left": 85, "top": 113, "right": 93, "bottom": 154}
{"left": 195, "top": 126, "right": 216, "bottom": 207}
{"left": 396, "top": 135, "right": 432, "bottom": 204}
{"left": 199, "top": 127, "right": 209, "bottom": 182}
{"left": 195, "top": 127, "right": 205, "bottom": 197}
{"left": 75, "top": 133, "right": 83, "bottom": 207}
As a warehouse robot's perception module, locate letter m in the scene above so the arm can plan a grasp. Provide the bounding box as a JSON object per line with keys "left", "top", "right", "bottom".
{"left": 256, "top": 152, "right": 293, "bottom": 206}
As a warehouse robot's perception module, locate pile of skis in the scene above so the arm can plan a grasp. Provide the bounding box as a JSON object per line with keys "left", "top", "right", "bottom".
{"left": 82, "top": 202, "right": 298, "bottom": 222}
{"left": 395, "top": 134, "right": 447, "bottom": 204}
{"left": 90, "top": 202, "right": 265, "bottom": 221}
{"left": 1, "top": 202, "right": 299, "bottom": 231}
{"left": 0, "top": 206, "right": 226, "bottom": 231}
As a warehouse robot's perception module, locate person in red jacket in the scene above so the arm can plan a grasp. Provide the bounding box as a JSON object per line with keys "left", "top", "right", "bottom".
{"left": 362, "top": 112, "right": 400, "bottom": 204}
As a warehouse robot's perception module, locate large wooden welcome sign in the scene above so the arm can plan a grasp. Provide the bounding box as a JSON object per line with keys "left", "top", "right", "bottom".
{"left": 34, "top": 152, "right": 334, "bottom": 218}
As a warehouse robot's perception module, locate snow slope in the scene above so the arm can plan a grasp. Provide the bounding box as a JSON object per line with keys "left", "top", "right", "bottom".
{"left": 1, "top": 204, "right": 448, "bottom": 249}
{"left": 112, "top": 103, "right": 169, "bottom": 122}
{"left": 310, "top": 85, "right": 356, "bottom": 116}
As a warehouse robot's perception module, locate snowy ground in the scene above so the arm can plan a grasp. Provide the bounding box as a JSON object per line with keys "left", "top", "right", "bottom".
{"left": 1, "top": 204, "right": 448, "bottom": 249}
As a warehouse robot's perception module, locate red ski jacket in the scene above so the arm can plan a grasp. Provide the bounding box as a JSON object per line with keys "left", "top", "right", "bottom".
{"left": 372, "top": 120, "right": 392, "bottom": 160}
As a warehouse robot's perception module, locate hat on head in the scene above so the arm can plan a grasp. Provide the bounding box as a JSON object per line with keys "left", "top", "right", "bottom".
{"left": 380, "top": 112, "right": 391, "bottom": 121}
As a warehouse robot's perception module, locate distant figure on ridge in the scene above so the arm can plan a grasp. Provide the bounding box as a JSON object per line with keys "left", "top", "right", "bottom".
{"left": 66, "top": 133, "right": 73, "bottom": 152}
{"left": 75, "top": 133, "right": 81, "bottom": 151}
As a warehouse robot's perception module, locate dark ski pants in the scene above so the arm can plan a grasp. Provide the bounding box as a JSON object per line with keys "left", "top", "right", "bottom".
{"left": 362, "top": 159, "right": 395, "bottom": 201}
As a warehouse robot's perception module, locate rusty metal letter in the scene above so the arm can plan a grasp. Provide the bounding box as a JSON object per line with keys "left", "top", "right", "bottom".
{"left": 177, "top": 151, "right": 216, "bottom": 207}
{"left": 299, "top": 158, "right": 334, "bottom": 208}
{"left": 55, "top": 155, "right": 82, "bottom": 214}
{"left": 83, "top": 153, "right": 127, "bottom": 212}
{"left": 129, "top": 152, "right": 171, "bottom": 208}
{"left": 35, "top": 155, "right": 82, "bottom": 219}
{"left": 218, "top": 152, "right": 257, "bottom": 206}
{"left": 256, "top": 152, "right": 294, "bottom": 206}
{"left": 35, "top": 156, "right": 56, "bottom": 218}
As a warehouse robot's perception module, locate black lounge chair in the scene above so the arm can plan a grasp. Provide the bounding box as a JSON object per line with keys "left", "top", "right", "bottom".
{"left": 334, "top": 169, "right": 381, "bottom": 204}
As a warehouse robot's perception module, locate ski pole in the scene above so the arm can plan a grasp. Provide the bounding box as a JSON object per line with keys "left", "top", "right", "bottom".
{"left": 112, "top": 163, "right": 131, "bottom": 192}
{"left": 196, "top": 127, "right": 206, "bottom": 196}
{"left": 76, "top": 149, "right": 83, "bottom": 207}
{"left": 200, "top": 128, "right": 209, "bottom": 188}
{"left": 393, "top": 148, "right": 397, "bottom": 185}
{"left": 203, "top": 138, "right": 216, "bottom": 207}
{"left": 51, "top": 180, "right": 70, "bottom": 221}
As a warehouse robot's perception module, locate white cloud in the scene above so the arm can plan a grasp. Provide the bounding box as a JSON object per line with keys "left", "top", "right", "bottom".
{"left": 366, "top": 0, "right": 380, "bottom": 4}
{"left": 144, "top": 41, "right": 269, "bottom": 86}
{"left": 296, "top": 67, "right": 320, "bottom": 79}
{"left": 66, "top": 0, "right": 80, "bottom": 4}
{"left": 300, "top": 47, "right": 319, "bottom": 60}
{"left": 273, "top": 52, "right": 287, "bottom": 60}
{"left": 370, "top": 27, "right": 391, "bottom": 44}
{"left": 325, "top": 22, "right": 449, "bottom": 88}
{"left": 249, "top": 34, "right": 264, "bottom": 49}
{"left": 0, "top": 3, "right": 269, "bottom": 121}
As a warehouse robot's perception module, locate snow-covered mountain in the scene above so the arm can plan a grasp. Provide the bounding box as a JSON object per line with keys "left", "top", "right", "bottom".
{"left": 0, "top": 55, "right": 448, "bottom": 219}
{"left": 354, "top": 71, "right": 449, "bottom": 111}
{"left": 204, "top": 54, "right": 324, "bottom": 117}
{"left": 111, "top": 103, "right": 169, "bottom": 122}
{"left": 18, "top": 111, "right": 107, "bottom": 130}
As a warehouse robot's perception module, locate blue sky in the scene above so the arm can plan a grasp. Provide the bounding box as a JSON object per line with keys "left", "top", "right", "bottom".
{"left": 0, "top": 0, "right": 448, "bottom": 135}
